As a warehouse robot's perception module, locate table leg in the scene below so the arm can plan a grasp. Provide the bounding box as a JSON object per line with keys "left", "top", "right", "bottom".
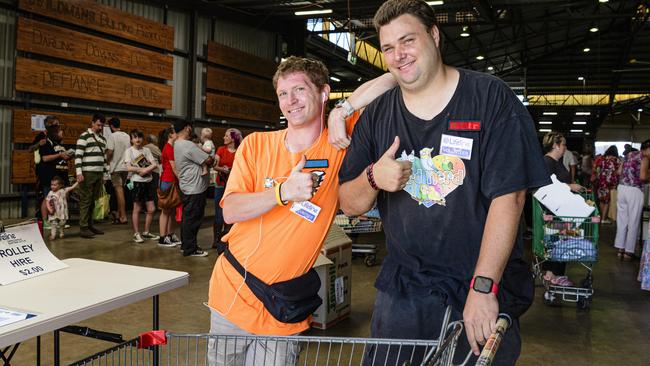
{"left": 153, "top": 294, "right": 159, "bottom": 366}
{"left": 1, "top": 343, "right": 20, "bottom": 365}
{"left": 53, "top": 330, "right": 60, "bottom": 366}
{"left": 153, "top": 294, "right": 159, "bottom": 330}
{"left": 36, "top": 336, "right": 40, "bottom": 366}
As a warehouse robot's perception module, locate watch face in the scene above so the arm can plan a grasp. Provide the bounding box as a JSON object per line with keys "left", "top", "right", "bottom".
{"left": 473, "top": 276, "right": 493, "bottom": 293}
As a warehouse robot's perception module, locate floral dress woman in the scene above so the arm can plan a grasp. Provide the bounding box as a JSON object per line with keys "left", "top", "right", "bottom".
{"left": 591, "top": 147, "right": 621, "bottom": 223}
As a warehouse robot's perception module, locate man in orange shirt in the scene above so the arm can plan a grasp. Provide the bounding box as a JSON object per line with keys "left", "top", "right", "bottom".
{"left": 206, "top": 57, "right": 393, "bottom": 366}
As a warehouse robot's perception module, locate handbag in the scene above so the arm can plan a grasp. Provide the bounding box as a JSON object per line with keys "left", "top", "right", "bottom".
{"left": 224, "top": 248, "right": 322, "bottom": 323}
{"left": 93, "top": 185, "right": 110, "bottom": 221}
{"left": 157, "top": 182, "right": 181, "bottom": 209}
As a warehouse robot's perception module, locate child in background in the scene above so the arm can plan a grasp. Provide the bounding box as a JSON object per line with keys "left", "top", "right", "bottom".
{"left": 200, "top": 128, "right": 215, "bottom": 176}
{"left": 46, "top": 176, "right": 78, "bottom": 239}
{"left": 123, "top": 129, "right": 159, "bottom": 243}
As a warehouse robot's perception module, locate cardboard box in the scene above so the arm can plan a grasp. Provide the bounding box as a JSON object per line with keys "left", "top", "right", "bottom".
{"left": 311, "top": 224, "right": 352, "bottom": 330}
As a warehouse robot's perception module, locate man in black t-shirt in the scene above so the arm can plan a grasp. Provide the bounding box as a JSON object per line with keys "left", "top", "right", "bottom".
{"left": 36, "top": 116, "right": 73, "bottom": 220}
{"left": 338, "top": 1, "right": 549, "bottom": 365}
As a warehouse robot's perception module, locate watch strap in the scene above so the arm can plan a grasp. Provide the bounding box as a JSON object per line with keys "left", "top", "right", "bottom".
{"left": 335, "top": 99, "right": 354, "bottom": 117}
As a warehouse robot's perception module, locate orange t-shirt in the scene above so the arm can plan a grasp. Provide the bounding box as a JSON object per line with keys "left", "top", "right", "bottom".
{"left": 208, "top": 115, "right": 358, "bottom": 335}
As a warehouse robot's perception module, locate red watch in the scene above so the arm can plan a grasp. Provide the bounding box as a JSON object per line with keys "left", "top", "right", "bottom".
{"left": 470, "top": 276, "right": 499, "bottom": 295}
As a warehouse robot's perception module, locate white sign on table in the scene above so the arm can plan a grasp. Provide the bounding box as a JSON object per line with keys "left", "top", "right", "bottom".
{"left": 0, "top": 223, "right": 68, "bottom": 285}
{"left": 0, "top": 307, "right": 36, "bottom": 327}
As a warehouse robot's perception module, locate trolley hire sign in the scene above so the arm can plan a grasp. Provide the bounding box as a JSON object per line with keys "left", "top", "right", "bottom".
{"left": 0, "top": 223, "right": 68, "bottom": 285}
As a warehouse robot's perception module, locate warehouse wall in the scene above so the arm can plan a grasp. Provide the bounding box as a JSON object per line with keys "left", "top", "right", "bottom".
{"left": 0, "top": 0, "right": 280, "bottom": 218}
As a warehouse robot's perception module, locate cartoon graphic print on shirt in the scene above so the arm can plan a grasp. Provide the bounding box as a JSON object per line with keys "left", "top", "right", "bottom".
{"left": 397, "top": 147, "right": 466, "bottom": 208}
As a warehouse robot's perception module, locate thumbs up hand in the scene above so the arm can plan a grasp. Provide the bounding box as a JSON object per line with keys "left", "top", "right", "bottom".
{"left": 373, "top": 136, "right": 412, "bottom": 192}
{"left": 281, "top": 155, "right": 316, "bottom": 203}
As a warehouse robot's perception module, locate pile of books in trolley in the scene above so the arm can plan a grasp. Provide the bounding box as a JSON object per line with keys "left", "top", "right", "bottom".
{"left": 534, "top": 175, "right": 599, "bottom": 262}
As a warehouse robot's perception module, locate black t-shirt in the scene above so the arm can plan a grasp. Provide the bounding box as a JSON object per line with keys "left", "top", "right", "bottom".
{"left": 544, "top": 155, "right": 571, "bottom": 184}
{"left": 38, "top": 138, "right": 70, "bottom": 186}
{"left": 339, "top": 69, "right": 550, "bottom": 315}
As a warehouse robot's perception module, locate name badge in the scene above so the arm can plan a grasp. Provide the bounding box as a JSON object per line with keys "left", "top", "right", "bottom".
{"left": 290, "top": 201, "right": 322, "bottom": 223}
{"left": 440, "top": 134, "right": 473, "bottom": 160}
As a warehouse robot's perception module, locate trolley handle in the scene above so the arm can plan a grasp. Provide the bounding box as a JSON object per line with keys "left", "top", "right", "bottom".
{"left": 474, "top": 314, "right": 512, "bottom": 366}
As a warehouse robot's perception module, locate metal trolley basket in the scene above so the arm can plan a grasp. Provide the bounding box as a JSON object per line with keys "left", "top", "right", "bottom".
{"left": 532, "top": 192, "right": 600, "bottom": 310}
{"left": 69, "top": 308, "right": 512, "bottom": 366}
{"left": 334, "top": 211, "right": 382, "bottom": 267}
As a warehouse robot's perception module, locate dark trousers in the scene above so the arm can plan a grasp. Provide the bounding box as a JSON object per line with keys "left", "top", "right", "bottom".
{"left": 181, "top": 191, "right": 206, "bottom": 255}
{"left": 365, "top": 290, "right": 521, "bottom": 366}
{"left": 78, "top": 171, "right": 103, "bottom": 228}
{"left": 214, "top": 186, "right": 225, "bottom": 229}
{"left": 212, "top": 186, "right": 229, "bottom": 254}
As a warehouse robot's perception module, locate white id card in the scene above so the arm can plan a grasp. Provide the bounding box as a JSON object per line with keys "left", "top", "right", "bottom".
{"left": 290, "top": 201, "right": 321, "bottom": 223}
{"left": 440, "top": 134, "right": 474, "bottom": 160}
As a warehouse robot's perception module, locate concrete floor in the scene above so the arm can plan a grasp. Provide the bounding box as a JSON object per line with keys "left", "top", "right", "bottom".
{"left": 4, "top": 202, "right": 649, "bottom": 365}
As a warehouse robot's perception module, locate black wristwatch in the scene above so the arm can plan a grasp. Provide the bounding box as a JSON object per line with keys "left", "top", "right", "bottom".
{"left": 470, "top": 275, "right": 499, "bottom": 295}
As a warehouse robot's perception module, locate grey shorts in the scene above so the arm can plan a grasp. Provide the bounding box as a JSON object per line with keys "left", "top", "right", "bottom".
{"left": 111, "top": 171, "right": 127, "bottom": 187}
{"left": 207, "top": 310, "right": 300, "bottom": 366}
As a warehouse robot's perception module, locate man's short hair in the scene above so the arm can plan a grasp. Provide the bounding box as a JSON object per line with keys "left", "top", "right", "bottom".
{"left": 146, "top": 134, "right": 157, "bottom": 144}
{"left": 129, "top": 129, "right": 144, "bottom": 139}
{"left": 272, "top": 56, "right": 329, "bottom": 91}
{"left": 44, "top": 115, "right": 59, "bottom": 127}
{"left": 92, "top": 113, "right": 106, "bottom": 124}
{"left": 172, "top": 119, "right": 192, "bottom": 133}
{"left": 108, "top": 117, "right": 121, "bottom": 128}
{"left": 373, "top": 0, "right": 438, "bottom": 33}
{"left": 44, "top": 116, "right": 60, "bottom": 135}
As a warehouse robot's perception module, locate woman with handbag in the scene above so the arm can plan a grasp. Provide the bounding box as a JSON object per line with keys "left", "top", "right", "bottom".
{"left": 157, "top": 127, "right": 183, "bottom": 247}
{"left": 212, "top": 128, "right": 242, "bottom": 253}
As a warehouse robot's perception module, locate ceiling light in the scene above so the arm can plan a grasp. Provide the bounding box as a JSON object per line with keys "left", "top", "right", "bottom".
{"left": 460, "top": 26, "right": 470, "bottom": 37}
{"left": 573, "top": 121, "right": 587, "bottom": 125}
{"left": 576, "top": 111, "right": 591, "bottom": 116}
{"left": 583, "top": 47, "right": 591, "bottom": 53}
{"left": 570, "top": 129, "right": 583, "bottom": 133}
{"left": 487, "top": 66, "right": 494, "bottom": 71}
{"left": 598, "top": 0, "right": 608, "bottom": 3}
{"left": 329, "top": 76, "right": 340, "bottom": 82}
{"left": 476, "top": 55, "right": 484, "bottom": 60}
{"left": 426, "top": 1, "right": 445, "bottom": 5}
{"left": 543, "top": 112, "right": 557, "bottom": 116}
{"left": 638, "top": 108, "right": 643, "bottom": 112}
{"left": 578, "top": 76, "right": 585, "bottom": 81}
{"left": 585, "top": 132, "right": 591, "bottom": 135}
{"left": 295, "top": 9, "right": 332, "bottom": 16}
{"left": 539, "top": 121, "right": 553, "bottom": 125}
{"left": 590, "top": 27, "right": 599, "bottom": 33}
{"left": 539, "top": 128, "right": 552, "bottom": 133}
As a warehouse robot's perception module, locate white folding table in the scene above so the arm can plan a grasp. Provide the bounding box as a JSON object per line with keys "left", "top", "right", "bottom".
{"left": 0, "top": 258, "right": 189, "bottom": 365}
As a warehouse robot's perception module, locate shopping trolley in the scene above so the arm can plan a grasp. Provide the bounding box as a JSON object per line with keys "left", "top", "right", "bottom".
{"left": 333, "top": 210, "right": 382, "bottom": 267}
{"left": 69, "top": 307, "right": 512, "bottom": 366}
{"left": 532, "top": 192, "right": 600, "bottom": 310}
